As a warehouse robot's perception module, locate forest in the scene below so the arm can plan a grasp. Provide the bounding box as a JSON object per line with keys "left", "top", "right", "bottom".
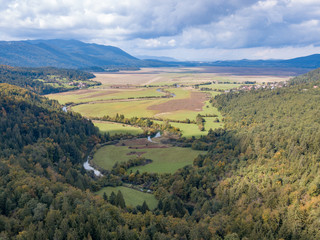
{"left": 1, "top": 66, "right": 320, "bottom": 239}
{"left": 0, "top": 66, "right": 99, "bottom": 95}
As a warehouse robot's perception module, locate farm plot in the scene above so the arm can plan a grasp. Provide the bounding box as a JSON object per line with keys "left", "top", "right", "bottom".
{"left": 96, "top": 186, "right": 158, "bottom": 209}
{"left": 46, "top": 87, "right": 165, "bottom": 105}
{"left": 71, "top": 88, "right": 211, "bottom": 120}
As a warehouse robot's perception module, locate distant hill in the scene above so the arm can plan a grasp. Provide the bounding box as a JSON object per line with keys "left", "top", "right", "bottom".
{"left": 0, "top": 39, "right": 320, "bottom": 70}
{"left": 209, "top": 54, "right": 320, "bottom": 69}
{"left": 0, "top": 39, "right": 143, "bottom": 69}
{"left": 289, "top": 67, "right": 320, "bottom": 85}
{"left": 136, "top": 55, "right": 179, "bottom": 62}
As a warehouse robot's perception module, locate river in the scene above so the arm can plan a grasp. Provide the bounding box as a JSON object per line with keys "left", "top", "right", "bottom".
{"left": 83, "top": 157, "right": 103, "bottom": 176}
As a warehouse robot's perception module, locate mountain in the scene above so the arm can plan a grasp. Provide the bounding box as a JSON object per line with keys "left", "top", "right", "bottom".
{"left": 1, "top": 39, "right": 320, "bottom": 70}
{"left": 0, "top": 39, "right": 143, "bottom": 68}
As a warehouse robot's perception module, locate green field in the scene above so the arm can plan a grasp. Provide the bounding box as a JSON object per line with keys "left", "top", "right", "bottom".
{"left": 72, "top": 99, "right": 162, "bottom": 118}
{"left": 163, "top": 88, "right": 191, "bottom": 99}
{"left": 96, "top": 186, "right": 158, "bottom": 209}
{"left": 169, "top": 121, "right": 223, "bottom": 138}
{"left": 93, "top": 145, "right": 206, "bottom": 174}
{"left": 46, "top": 88, "right": 165, "bottom": 104}
{"left": 93, "top": 121, "right": 144, "bottom": 136}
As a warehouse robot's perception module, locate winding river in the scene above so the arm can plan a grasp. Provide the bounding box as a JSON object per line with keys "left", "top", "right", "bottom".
{"left": 83, "top": 157, "right": 103, "bottom": 176}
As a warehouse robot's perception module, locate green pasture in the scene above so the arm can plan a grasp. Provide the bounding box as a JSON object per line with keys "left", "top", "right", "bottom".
{"left": 72, "top": 99, "right": 163, "bottom": 118}
{"left": 93, "top": 145, "right": 206, "bottom": 174}
{"left": 204, "top": 117, "right": 224, "bottom": 131}
{"left": 163, "top": 88, "right": 191, "bottom": 99}
{"left": 46, "top": 88, "right": 165, "bottom": 105}
{"left": 96, "top": 186, "right": 158, "bottom": 209}
{"left": 170, "top": 121, "right": 222, "bottom": 138}
{"left": 93, "top": 121, "right": 144, "bottom": 136}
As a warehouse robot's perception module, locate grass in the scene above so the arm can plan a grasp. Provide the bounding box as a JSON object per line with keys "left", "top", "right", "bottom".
{"left": 96, "top": 186, "right": 158, "bottom": 209}
{"left": 72, "top": 99, "right": 163, "bottom": 118}
{"left": 93, "top": 121, "right": 144, "bottom": 136}
{"left": 204, "top": 117, "right": 224, "bottom": 131}
{"left": 170, "top": 121, "right": 223, "bottom": 138}
{"left": 163, "top": 88, "right": 191, "bottom": 99}
{"left": 46, "top": 88, "right": 165, "bottom": 105}
{"left": 93, "top": 145, "right": 206, "bottom": 174}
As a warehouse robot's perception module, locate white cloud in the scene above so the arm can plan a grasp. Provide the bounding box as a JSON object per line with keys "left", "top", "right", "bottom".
{"left": 0, "top": 0, "right": 320, "bottom": 60}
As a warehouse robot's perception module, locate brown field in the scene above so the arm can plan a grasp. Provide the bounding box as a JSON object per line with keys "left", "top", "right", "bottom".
{"left": 148, "top": 91, "right": 208, "bottom": 113}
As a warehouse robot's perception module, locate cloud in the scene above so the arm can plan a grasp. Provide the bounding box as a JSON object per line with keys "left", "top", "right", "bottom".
{"left": 0, "top": 0, "right": 320, "bottom": 60}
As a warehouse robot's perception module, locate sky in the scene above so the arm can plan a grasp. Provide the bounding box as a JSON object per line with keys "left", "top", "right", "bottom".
{"left": 1, "top": 0, "right": 320, "bottom": 61}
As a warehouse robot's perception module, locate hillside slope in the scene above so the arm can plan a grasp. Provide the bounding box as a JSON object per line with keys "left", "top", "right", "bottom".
{"left": 0, "top": 84, "right": 216, "bottom": 239}
{"left": 151, "top": 69, "right": 320, "bottom": 239}
{"left": 0, "top": 65, "right": 100, "bottom": 94}
{"left": 0, "top": 39, "right": 143, "bottom": 68}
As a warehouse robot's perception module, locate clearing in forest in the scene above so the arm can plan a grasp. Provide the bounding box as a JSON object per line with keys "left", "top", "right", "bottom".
{"left": 96, "top": 186, "right": 158, "bottom": 209}
{"left": 92, "top": 138, "right": 207, "bottom": 174}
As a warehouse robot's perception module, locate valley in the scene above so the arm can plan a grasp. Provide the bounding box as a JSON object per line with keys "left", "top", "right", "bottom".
{"left": 46, "top": 66, "right": 296, "bottom": 209}
{"left": 2, "top": 64, "right": 320, "bottom": 239}
{"left": 2, "top": 0, "right": 320, "bottom": 237}
{"left": 47, "top": 66, "right": 292, "bottom": 139}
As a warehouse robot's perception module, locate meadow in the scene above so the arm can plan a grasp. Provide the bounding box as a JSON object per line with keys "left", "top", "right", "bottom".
{"left": 92, "top": 120, "right": 144, "bottom": 136}
{"left": 96, "top": 186, "right": 158, "bottom": 209}
{"left": 92, "top": 143, "right": 207, "bottom": 174}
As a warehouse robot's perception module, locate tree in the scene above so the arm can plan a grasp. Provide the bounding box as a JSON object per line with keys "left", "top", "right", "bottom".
{"left": 116, "top": 190, "right": 126, "bottom": 208}
{"left": 140, "top": 201, "right": 149, "bottom": 214}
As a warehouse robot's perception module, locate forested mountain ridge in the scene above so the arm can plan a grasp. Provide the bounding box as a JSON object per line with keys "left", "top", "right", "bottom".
{"left": 0, "top": 83, "right": 211, "bottom": 239}
{"left": 152, "top": 71, "right": 320, "bottom": 239}
{"left": 0, "top": 39, "right": 142, "bottom": 68}
{"left": 0, "top": 83, "right": 99, "bottom": 182}
{"left": 0, "top": 65, "right": 100, "bottom": 95}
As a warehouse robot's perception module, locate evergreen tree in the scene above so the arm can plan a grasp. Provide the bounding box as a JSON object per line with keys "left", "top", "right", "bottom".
{"left": 116, "top": 191, "right": 126, "bottom": 209}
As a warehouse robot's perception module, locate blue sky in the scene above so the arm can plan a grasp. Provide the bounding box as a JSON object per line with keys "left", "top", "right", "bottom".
{"left": 1, "top": 0, "right": 320, "bottom": 60}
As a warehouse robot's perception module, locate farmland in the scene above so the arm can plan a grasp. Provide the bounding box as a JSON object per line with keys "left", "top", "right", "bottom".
{"left": 47, "top": 66, "right": 293, "bottom": 137}
{"left": 45, "top": 66, "right": 295, "bottom": 215}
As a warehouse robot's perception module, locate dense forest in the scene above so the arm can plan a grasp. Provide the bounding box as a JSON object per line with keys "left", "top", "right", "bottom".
{"left": 0, "top": 84, "right": 222, "bottom": 239}
{"left": 0, "top": 66, "right": 99, "bottom": 94}
{"left": 1, "top": 67, "right": 320, "bottom": 239}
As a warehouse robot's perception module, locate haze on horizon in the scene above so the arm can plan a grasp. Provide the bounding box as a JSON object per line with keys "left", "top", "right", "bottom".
{"left": 1, "top": 0, "right": 320, "bottom": 61}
